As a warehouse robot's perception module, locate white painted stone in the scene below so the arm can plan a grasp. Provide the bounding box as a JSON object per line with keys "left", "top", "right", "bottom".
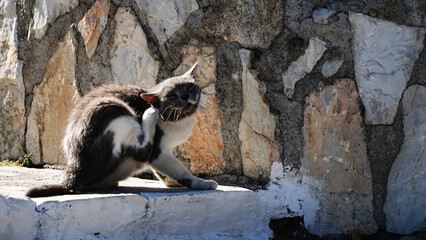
{"left": 312, "top": 8, "right": 336, "bottom": 24}
{"left": 0, "top": 0, "right": 25, "bottom": 160}
{"left": 0, "top": 166, "right": 272, "bottom": 240}
{"left": 111, "top": 7, "right": 159, "bottom": 88}
{"left": 384, "top": 85, "right": 426, "bottom": 235}
{"left": 282, "top": 37, "right": 327, "bottom": 98}
{"left": 257, "top": 162, "right": 319, "bottom": 222}
{"left": 136, "top": 0, "right": 198, "bottom": 45}
{"left": 0, "top": 195, "right": 36, "bottom": 240}
{"left": 239, "top": 49, "right": 279, "bottom": 180}
{"left": 349, "top": 12, "right": 425, "bottom": 125}
{"left": 321, "top": 58, "right": 343, "bottom": 78}
{"left": 31, "top": 0, "right": 79, "bottom": 39}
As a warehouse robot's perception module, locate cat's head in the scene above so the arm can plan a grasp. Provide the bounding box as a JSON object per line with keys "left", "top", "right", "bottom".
{"left": 141, "top": 63, "right": 201, "bottom": 122}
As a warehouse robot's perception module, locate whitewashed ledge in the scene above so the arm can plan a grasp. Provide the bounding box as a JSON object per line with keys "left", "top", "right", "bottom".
{"left": 0, "top": 166, "right": 271, "bottom": 240}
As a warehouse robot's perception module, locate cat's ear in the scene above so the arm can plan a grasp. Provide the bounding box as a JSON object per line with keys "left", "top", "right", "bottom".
{"left": 141, "top": 93, "right": 160, "bottom": 108}
{"left": 183, "top": 62, "right": 198, "bottom": 77}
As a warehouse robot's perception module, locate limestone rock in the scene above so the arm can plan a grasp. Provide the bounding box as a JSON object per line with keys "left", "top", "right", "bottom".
{"left": 282, "top": 37, "right": 327, "bottom": 99}
{"left": 349, "top": 12, "right": 425, "bottom": 125}
{"left": 110, "top": 7, "right": 159, "bottom": 89}
{"left": 384, "top": 85, "right": 426, "bottom": 235}
{"left": 239, "top": 49, "right": 279, "bottom": 180}
{"left": 136, "top": 0, "right": 198, "bottom": 45}
{"left": 26, "top": 28, "right": 80, "bottom": 165}
{"left": 302, "top": 79, "right": 377, "bottom": 235}
{"left": 0, "top": 0, "right": 25, "bottom": 160}
{"left": 204, "top": 0, "right": 283, "bottom": 49}
{"left": 31, "top": 0, "right": 79, "bottom": 39}
{"left": 77, "top": 0, "right": 109, "bottom": 59}
{"left": 312, "top": 8, "right": 337, "bottom": 24}
{"left": 175, "top": 42, "right": 225, "bottom": 174}
{"left": 321, "top": 58, "right": 343, "bottom": 78}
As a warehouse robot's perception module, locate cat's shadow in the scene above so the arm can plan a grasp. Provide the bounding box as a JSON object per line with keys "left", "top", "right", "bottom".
{"left": 86, "top": 186, "right": 222, "bottom": 195}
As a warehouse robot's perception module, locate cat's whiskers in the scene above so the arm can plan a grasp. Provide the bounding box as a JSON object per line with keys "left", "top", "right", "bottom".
{"left": 161, "top": 105, "right": 173, "bottom": 121}
{"left": 165, "top": 106, "right": 176, "bottom": 122}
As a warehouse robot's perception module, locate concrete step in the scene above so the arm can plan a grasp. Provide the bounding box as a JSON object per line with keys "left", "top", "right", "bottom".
{"left": 0, "top": 166, "right": 272, "bottom": 239}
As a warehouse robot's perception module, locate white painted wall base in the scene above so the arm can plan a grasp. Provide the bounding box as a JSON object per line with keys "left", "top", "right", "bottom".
{"left": 0, "top": 167, "right": 272, "bottom": 240}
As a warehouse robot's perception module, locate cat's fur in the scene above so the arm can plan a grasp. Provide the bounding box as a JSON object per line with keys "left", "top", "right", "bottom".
{"left": 26, "top": 64, "right": 217, "bottom": 198}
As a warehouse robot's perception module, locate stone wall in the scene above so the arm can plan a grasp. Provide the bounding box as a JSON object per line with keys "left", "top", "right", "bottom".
{"left": 1, "top": 0, "right": 425, "bottom": 237}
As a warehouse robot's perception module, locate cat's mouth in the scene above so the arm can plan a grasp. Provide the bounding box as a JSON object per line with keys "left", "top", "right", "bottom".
{"left": 160, "top": 100, "right": 198, "bottom": 122}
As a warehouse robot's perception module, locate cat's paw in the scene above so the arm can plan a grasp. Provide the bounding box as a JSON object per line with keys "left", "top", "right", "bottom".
{"left": 143, "top": 107, "right": 160, "bottom": 122}
{"left": 192, "top": 179, "right": 218, "bottom": 190}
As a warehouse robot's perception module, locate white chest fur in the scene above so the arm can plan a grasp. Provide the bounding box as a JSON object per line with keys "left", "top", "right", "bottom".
{"left": 158, "top": 114, "right": 196, "bottom": 148}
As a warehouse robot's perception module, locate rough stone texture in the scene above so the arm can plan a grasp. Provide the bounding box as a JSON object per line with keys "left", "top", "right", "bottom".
{"left": 136, "top": 0, "right": 199, "bottom": 45}
{"left": 350, "top": 12, "right": 425, "bottom": 125}
{"left": 312, "top": 8, "right": 337, "bottom": 25}
{"left": 0, "top": 166, "right": 271, "bottom": 240}
{"left": 174, "top": 41, "right": 225, "bottom": 174}
{"left": 110, "top": 7, "right": 159, "bottom": 88}
{"left": 0, "top": 195, "right": 36, "bottom": 240}
{"left": 239, "top": 49, "right": 279, "bottom": 180}
{"left": 302, "top": 79, "right": 377, "bottom": 235}
{"left": 282, "top": 37, "right": 327, "bottom": 99}
{"left": 0, "top": 0, "right": 25, "bottom": 160}
{"left": 321, "top": 58, "right": 343, "bottom": 78}
{"left": 26, "top": 28, "right": 80, "bottom": 165}
{"left": 77, "top": 0, "right": 109, "bottom": 59}
{"left": 31, "top": 0, "right": 79, "bottom": 39}
{"left": 203, "top": 0, "right": 283, "bottom": 49}
{"left": 384, "top": 85, "right": 426, "bottom": 235}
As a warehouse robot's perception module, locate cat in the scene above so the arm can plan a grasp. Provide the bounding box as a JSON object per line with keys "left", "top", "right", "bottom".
{"left": 26, "top": 63, "right": 217, "bottom": 197}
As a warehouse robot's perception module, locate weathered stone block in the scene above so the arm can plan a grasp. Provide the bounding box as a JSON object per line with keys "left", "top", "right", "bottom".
{"left": 110, "top": 7, "right": 159, "bottom": 88}
{"left": 239, "top": 49, "right": 279, "bottom": 180}
{"left": 26, "top": 28, "right": 80, "bottom": 165}
{"left": 175, "top": 42, "right": 225, "bottom": 174}
{"left": 77, "top": 0, "right": 109, "bottom": 59}
{"left": 31, "top": 0, "right": 78, "bottom": 39}
{"left": 302, "top": 79, "right": 377, "bottom": 235}
{"left": 349, "top": 12, "right": 425, "bottom": 125}
{"left": 282, "top": 37, "right": 327, "bottom": 99}
{"left": 0, "top": 0, "right": 25, "bottom": 160}
{"left": 384, "top": 85, "right": 426, "bottom": 234}
{"left": 204, "top": 0, "right": 283, "bottom": 49}
{"left": 136, "top": 0, "right": 198, "bottom": 45}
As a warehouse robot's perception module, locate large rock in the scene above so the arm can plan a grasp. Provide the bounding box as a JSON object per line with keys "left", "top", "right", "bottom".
{"left": 204, "top": 0, "right": 283, "bottom": 49}
{"left": 77, "top": 0, "right": 109, "bottom": 59}
{"left": 302, "top": 79, "right": 377, "bottom": 235}
{"left": 0, "top": 0, "right": 25, "bottom": 160}
{"left": 349, "top": 12, "right": 425, "bottom": 125}
{"left": 110, "top": 7, "right": 159, "bottom": 89}
{"left": 136, "top": 0, "right": 198, "bottom": 45}
{"left": 31, "top": 0, "right": 79, "bottom": 39}
{"left": 239, "top": 49, "right": 279, "bottom": 180}
{"left": 282, "top": 37, "right": 327, "bottom": 99}
{"left": 384, "top": 85, "right": 426, "bottom": 234}
{"left": 26, "top": 28, "right": 80, "bottom": 165}
{"left": 175, "top": 42, "right": 225, "bottom": 174}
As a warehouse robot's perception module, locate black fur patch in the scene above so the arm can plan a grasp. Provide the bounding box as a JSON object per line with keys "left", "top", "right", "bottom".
{"left": 177, "top": 179, "right": 193, "bottom": 188}
{"left": 149, "top": 125, "right": 164, "bottom": 162}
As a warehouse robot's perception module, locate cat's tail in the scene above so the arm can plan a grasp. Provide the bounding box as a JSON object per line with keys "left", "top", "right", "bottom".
{"left": 26, "top": 184, "right": 73, "bottom": 198}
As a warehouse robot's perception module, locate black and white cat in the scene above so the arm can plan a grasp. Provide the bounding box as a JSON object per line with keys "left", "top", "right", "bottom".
{"left": 26, "top": 63, "right": 217, "bottom": 197}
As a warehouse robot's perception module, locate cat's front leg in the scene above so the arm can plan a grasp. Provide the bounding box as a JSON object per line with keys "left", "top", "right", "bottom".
{"left": 150, "top": 150, "right": 217, "bottom": 190}
{"left": 141, "top": 107, "right": 159, "bottom": 146}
